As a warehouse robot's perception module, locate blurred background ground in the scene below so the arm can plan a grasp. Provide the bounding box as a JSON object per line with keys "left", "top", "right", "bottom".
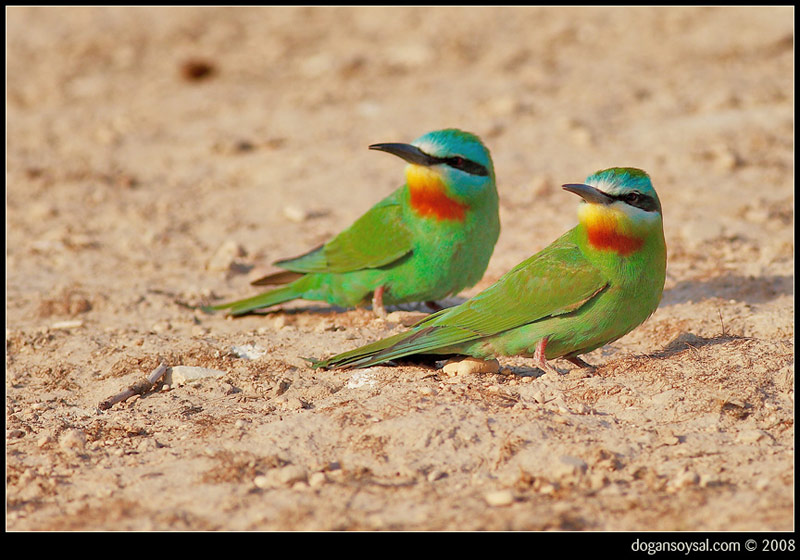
{"left": 6, "top": 6, "right": 793, "bottom": 531}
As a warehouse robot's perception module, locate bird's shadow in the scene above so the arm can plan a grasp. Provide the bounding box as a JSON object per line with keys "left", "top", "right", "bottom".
{"left": 353, "top": 356, "right": 550, "bottom": 378}
{"left": 222, "top": 296, "right": 469, "bottom": 317}
{"left": 647, "top": 331, "right": 748, "bottom": 360}
{"left": 499, "top": 364, "right": 548, "bottom": 378}
{"left": 662, "top": 274, "right": 792, "bottom": 306}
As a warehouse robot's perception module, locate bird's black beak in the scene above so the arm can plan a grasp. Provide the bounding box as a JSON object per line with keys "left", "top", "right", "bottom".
{"left": 562, "top": 183, "right": 614, "bottom": 205}
{"left": 369, "top": 143, "right": 438, "bottom": 166}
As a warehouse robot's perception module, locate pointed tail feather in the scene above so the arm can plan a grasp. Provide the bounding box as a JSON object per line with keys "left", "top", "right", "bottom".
{"left": 312, "top": 324, "right": 480, "bottom": 370}
{"left": 204, "top": 284, "right": 302, "bottom": 316}
{"left": 311, "top": 331, "right": 415, "bottom": 369}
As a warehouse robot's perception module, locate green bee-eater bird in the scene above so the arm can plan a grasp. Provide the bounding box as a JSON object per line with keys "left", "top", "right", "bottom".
{"left": 206, "top": 129, "right": 500, "bottom": 317}
{"left": 313, "top": 167, "right": 666, "bottom": 372}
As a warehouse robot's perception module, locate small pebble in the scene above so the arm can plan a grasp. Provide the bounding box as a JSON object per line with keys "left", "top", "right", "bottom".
{"left": 253, "top": 475, "right": 271, "bottom": 489}
{"left": 308, "top": 472, "right": 327, "bottom": 488}
{"left": 257, "top": 465, "right": 308, "bottom": 489}
{"left": 51, "top": 320, "right": 84, "bottom": 330}
{"left": 206, "top": 240, "right": 246, "bottom": 272}
{"left": 284, "top": 397, "right": 305, "bottom": 410}
{"left": 385, "top": 311, "right": 429, "bottom": 327}
{"left": 553, "top": 455, "right": 588, "bottom": 481}
{"left": 151, "top": 321, "right": 171, "bottom": 333}
{"left": 180, "top": 58, "right": 216, "bottom": 81}
{"left": 588, "top": 472, "right": 609, "bottom": 490}
{"left": 668, "top": 469, "right": 700, "bottom": 491}
{"left": 485, "top": 489, "right": 514, "bottom": 507}
{"left": 427, "top": 469, "right": 446, "bottom": 482}
{"left": 699, "top": 473, "right": 722, "bottom": 488}
{"left": 59, "top": 428, "right": 86, "bottom": 452}
{"left": 231, "top": 344, "right": 268, "bottom": 360}
{"left": 538, "top": 482, "right": 558, "bottom": 495}
{"left": 754, "top": 477, "right": 770, "bottom": 491}
{"left": 283, "top": 205, "right": 309, "bottom": 223}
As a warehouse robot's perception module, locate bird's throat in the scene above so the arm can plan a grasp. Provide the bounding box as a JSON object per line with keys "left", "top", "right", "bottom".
{"left": 579, "top": 204, "right": 644, "bottom": 256}
{"left": 406, "top": 165, "right": 468, "bottom": 221}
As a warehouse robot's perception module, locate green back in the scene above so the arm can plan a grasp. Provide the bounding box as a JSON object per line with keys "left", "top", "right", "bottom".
{"left": 275, "top": 189, "right": 414, "bottom": 274}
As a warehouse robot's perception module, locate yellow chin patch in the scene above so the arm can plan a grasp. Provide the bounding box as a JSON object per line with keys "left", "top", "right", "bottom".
{"left": 578, "top": 203, "right": 644, "bottom": 256}
{"left": 406, "top": 164, "right": 467, "bottom": 221}
{"left": 406, "top": 164, "right": 440, "bottom": 188}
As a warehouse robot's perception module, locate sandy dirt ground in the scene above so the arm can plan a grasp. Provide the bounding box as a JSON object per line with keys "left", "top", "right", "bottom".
{"left": 6, "top": 7, "right": 794, "bottom": 531}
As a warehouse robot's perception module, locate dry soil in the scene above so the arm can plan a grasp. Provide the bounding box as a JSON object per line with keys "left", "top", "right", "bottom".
{"left": 6, "top": 6, "right": 794, "bottom": 531}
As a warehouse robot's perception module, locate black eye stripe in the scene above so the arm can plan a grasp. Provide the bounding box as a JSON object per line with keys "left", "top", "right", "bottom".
{"left": 437, "top": 155, "right": 489, "bottom": 176}
{"left": 610, "top": 191, "right": 658, "bottom": 212}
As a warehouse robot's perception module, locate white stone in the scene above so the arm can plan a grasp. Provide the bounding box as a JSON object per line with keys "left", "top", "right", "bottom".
{"left": 167, "top": 366, "right": 226, "bottom": 386}
{"left": 485, "top": 489, "right": 514, "bottom": 507}
{"left": 442, "top": 357, "right": 500, "bottom": 377}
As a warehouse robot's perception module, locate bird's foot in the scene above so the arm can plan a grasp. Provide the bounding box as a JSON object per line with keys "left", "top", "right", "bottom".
{"left": 566, "top": 356, "right": 597, "bottom": 376}
{"left": 538, "top": 361, "right": 562, "bottom": 376}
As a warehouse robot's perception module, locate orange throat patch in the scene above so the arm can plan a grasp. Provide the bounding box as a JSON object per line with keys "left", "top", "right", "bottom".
{"left": 407, "top": 166, "right": 468, "bottom": 221}
{"left": 586, "top": 226, "right": 644, "bottom": 256}
{"left": 580, "top": 205, "right": 644, "bottom": 256}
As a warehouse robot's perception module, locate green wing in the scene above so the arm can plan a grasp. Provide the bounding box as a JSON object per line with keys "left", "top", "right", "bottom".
{"left": 314, "top": 228, "right": 610, "bottom": 369}
{"left": 419, "top": 228, "right": 608, "bottom": 337}
{"left": 275, "top": 190, "right": 413, "bottom": 274}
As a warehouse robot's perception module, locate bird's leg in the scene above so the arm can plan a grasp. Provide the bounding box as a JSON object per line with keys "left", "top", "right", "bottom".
{"left": 534, "top": 337, "right": 561, "bottom": 376}
{"left": 425, "top": 300, "right": 443, "bottom": 312}
{"left": 372, "top": 285, "right": 387, "bottom": 319}
{"left": 566, "top": 355, "right": 596, "bottom": 372}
